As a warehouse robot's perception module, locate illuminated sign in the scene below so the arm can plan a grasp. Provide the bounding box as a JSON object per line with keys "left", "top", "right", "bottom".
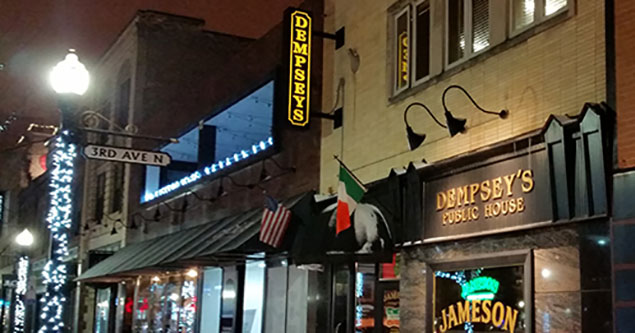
{"left": 423, "top": 149, "right": 552, "bottom": 240}
{"left": 398, "top": 32, "right": 408, "bottom": 89}
{"left": 461, "top": 276, "right": 500, "bottom": 300}
{"left": 437, "top": 300, "right": 519, "bottom": 333}
{"left": 286, "top": 9, "right": 312, "bottom": 127}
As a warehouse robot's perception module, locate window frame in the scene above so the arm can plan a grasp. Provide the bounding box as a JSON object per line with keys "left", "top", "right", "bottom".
{"left": 393, "top": 5, "right": 412, "bottom": 96}
{"left": 509, "top": 0, "right": 571, "bottom": 38}
{"left": 427, "top": 250, "right": 534, "bottom": 333}
{"left": 412, "top": 0, "right": 432, "bottom": 87}
{"left": 445, "top": 0, "right": 492, "bottom": 69}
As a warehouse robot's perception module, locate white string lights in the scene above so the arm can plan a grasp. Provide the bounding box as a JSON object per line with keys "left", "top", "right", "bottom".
{"left": 39, "top": 131, "right": 77, "bottom": 333}
{"left": 143, "top": 136, "right": 274, "bottom": 202}
{"left": 13, "top": 256, "right": 29, "bottom": 333}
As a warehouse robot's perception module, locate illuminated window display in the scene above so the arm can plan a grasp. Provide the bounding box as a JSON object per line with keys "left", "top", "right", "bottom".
{"left": 132, "top": 272, "right": 198, "bottom": 333}
{"left": 433, "top": 265, "right": 526, "bottom": 333}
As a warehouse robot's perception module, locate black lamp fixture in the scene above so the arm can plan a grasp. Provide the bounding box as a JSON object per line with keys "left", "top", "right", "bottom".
{"left": 403, "top": 102, "right": 448, "bottom": 150}
{"left": 442, "top": 85, "right": 508, "bottom": 136}
{"left": 110, "top": 226, "right": 118, "bottom": 235}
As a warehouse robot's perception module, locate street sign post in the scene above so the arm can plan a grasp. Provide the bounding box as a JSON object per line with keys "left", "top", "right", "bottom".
{"left": 83, "top": 144, "right": 171, "bottom": 166}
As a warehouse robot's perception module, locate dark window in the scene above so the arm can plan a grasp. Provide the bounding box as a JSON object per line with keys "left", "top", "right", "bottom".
{"left": 94, "top": 173, "right": 106, "bottom": 221}
{"left": 415, "top": 2, "right": 430, "bottom": 80}
{"left": 447, "top": 0, "right": 466, "bottom": 64}
{"left": 115, "top": 79, "right": 130, "bottom": 129}
{"left": 0, "top": 192, "right": 4, "bottom": 234}
{"left": 110, "top": 164, "right": 124, "bottom": 213}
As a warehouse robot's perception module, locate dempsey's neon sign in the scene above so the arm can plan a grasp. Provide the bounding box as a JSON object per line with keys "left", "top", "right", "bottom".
{"left": 287, "top": 9, "right": 312, "bottom": 127}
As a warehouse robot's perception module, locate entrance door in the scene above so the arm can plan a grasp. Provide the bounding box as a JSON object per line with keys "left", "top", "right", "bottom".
{"left": 375, "top": 281, "right": 399, "bottom": 333}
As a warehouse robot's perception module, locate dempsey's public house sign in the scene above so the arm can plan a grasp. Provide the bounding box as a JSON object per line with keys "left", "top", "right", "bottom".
{"left": 423, "top": 149, "right": 552, "bottom": 240}
{"left": 285, "top": 8, "right": 312, "bottom": 127}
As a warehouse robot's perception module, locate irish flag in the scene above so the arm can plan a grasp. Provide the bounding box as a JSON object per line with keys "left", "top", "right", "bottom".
{"left": 336, "top": 165, "right": 366, "bottom": 234}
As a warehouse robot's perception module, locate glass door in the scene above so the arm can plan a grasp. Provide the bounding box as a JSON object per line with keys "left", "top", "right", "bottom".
{"left": 376, "top": 281, "right": 399, "bottom": 333}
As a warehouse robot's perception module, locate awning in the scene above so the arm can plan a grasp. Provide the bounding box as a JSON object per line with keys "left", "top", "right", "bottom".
{"left": 77, "top": 192, "right": 312, "bottom": 283}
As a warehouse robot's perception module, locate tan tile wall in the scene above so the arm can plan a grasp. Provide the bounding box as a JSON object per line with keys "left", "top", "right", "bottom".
{"left": 320, "top": 0, "right": 606, "bottom": 193}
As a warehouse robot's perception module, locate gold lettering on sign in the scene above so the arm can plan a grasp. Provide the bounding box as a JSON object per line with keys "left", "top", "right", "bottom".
{"left": 398, "top": 32, "right": 408, "bottom": 89}
{"left": 287, "top": 10, "right": 312, "bottom": 126}
{"left": 436, "top": 169, "right": 535, "bottom": 227}
{"left": 437, "top": 301, "right": 519, "bottom": 333}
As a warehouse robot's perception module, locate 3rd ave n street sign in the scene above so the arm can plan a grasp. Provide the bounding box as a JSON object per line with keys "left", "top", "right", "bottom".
{"left": 83, "top": 144, "right": 171, "bottom": 166}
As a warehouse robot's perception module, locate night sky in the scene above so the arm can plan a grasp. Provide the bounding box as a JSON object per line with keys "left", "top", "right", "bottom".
{"left": 0, "top": 0, "right": 301, "bottom": 148}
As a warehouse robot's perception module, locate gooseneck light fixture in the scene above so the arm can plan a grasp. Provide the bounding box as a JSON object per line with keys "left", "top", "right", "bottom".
{"left": 442, "top": 85, "right": 508, "bottom": 136}
{"left": 403, "top": 102, "right": 448, "bottom": 151}
{"left": 41, "top": 49, "right": 89, "bottom": 333}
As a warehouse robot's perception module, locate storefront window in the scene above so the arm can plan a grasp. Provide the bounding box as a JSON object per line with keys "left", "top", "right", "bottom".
{"left": 179, "top": 273, "right": 197, "bottom": 332}
{"left": 242, "top": 260, "right": 265, "bottom": 333}
{"left": 355, "top": 264, "right": 376, "bottom": 332}
{"left": 94, "top": 287, "right": 111, "bottom": 333}
{"left": 221, "top": 267, "right": 238, "bottom": 333}
{"left": 433, "top": 265, "right": 526, "bottom": 333}
{"left": 380, "top": 282, "right": 400, "bottom": 333}
{"left": 200, "top": 268, "right": 222, "bottom": 332}
{"left": 332, "top": 264, "right": 351, "bottom": 333}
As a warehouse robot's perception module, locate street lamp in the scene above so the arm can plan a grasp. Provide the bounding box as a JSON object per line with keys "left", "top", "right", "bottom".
{"left": 14, "top": 229, "right": 33, "bottom": 247}
{"left": 39, "top": 49, "right": 88, "bottom": 333}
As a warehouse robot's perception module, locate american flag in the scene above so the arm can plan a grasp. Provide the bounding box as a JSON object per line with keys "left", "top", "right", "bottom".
{"left": 259, "top": 195, "right": 292, "bottom": 248}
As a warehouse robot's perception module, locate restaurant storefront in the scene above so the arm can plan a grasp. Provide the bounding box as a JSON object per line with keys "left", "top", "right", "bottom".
{"left": 398, "top": 104, "right": 613, "bottom": 332}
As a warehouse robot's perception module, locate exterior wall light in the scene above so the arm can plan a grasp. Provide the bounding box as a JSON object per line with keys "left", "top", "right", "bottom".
{"left": 442, "top": 85, "right": 508, "bottom": 136}
{"left": 15, "top": 228, "right": 34, "bottom": 247}
{"left": 403, "top": 102, "right": 448, "bottom": 150}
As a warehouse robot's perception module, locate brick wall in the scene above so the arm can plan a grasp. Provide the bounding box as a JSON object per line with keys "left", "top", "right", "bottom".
{"left": 319, "top": 0, "right": 606, "bottom": 193}
{"left": 615, "top": 0, "right": 635, "bottom": 168}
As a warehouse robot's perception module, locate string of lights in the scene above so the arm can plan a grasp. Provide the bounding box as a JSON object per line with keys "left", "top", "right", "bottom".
{"left": 39, "top": 131, "right": 77, "bottom": 333}
{"left": 13, "top": 256, "right": 29, "bottom": 333}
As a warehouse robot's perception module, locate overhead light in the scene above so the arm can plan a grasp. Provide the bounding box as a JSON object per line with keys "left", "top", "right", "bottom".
{"left": 151, "top": 276, "right": 160, "bottom": 283}
{"left": 541, "top": 268, "right": 552, "bottom": 279}
{"left": 186, "top": 269, "right": 198, "bottom": 278}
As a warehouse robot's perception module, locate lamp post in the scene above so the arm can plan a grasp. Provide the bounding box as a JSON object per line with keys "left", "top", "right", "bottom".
{"left": 40, "top": 50, "right": 89, "bottom": 333}
{"left": 13, "top": 228, "right": 33, "bottom": 333}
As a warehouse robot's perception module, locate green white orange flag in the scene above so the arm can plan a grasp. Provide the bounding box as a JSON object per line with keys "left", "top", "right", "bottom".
{"left": 336, "top": 164, "right": 367, "bottom": 234}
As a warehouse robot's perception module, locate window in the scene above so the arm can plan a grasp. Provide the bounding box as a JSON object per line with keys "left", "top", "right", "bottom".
{"left": 414, "top": 2, "right": 431, "bottom": 82}
{"left": 115, "top": 79, "right": 130, "bottom": 128}
{"left": 94, "top": 173, "right": 106, "bottom": 221}
{"left": 242, "top": 260, "right": 265, "bottom": 333}
{"left": 447, "top": 0, "right": 490, "bottom": 66}
{"left": 394, "top": 7, "right": 410, "bottom": 94}
{"left": 512, "top": 0, "right": 569, "bottom": 33}
{"left": 433, "top": 264, "right": 527, "bottom": 332}
{"left": 142, "top": 81, "right": 275, "bottom": 202}
{"left": 393, "top": 1, "right": 432, "bottom": 94}
{"left": 110, "top": 164, "right": 124, "bottom": 213}
{"left": 0, "top": 192, "right": 4, "bottom": 230}
{"left": 200, "top": 268, "right": 223, "bottom": 332}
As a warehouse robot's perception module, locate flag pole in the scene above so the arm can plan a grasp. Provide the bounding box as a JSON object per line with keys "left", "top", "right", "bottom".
{"left": 333, "top": 155, "right": 366, "bottom": 189}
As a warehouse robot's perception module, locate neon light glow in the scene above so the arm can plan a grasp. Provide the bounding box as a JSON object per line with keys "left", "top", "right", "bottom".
{"left": 142, "top": 137, "right": 273, "bottom": 202}
{"left": 13, "top": 256, "right": 28, "bottom": 333}
{"left": 39, "top": 132, "right": 77, "bottom": 333}
{"left": 355, "top": 272, "right": 364, "bottom": 328}
{"left": 460, "top": 276, "right": 500, "bottom": 300}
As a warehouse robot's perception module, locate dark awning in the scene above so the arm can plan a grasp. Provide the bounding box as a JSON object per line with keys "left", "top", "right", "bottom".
{"left": 77, "top": 193, "right": 311, "bottom": 283}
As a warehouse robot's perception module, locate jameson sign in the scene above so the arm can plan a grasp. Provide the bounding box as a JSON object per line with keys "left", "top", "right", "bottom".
{"left": 423, "top": 149, "right": 551, "bottom": 240}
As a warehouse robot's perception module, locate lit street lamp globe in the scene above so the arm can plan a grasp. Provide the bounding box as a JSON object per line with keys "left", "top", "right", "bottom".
{"left": 49, "top": 49, "right": 89, "bottom": 95}
{"left": 15, "top": 228, "right": 33, "bottom": 247}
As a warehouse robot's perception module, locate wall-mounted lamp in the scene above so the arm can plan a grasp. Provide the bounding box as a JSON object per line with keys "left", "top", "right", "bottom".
{"left": 442, "top": 85, "right": 508, "bottom": 135}
{"left": 403, "top": 102, "right": 448, "bottom": 150}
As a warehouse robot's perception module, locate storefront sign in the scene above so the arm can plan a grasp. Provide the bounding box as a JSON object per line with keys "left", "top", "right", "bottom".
{"left": 286, "top": 8, "right": 312, "bottom": 127}
{"left": 424, "top": 149, "right": 552, "bottom": 240}
{"left": 437, "top": 300, "right": 519, "bottom": 333}
{"left": 383, "top": 289, "right": 400, "bottom": 331}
